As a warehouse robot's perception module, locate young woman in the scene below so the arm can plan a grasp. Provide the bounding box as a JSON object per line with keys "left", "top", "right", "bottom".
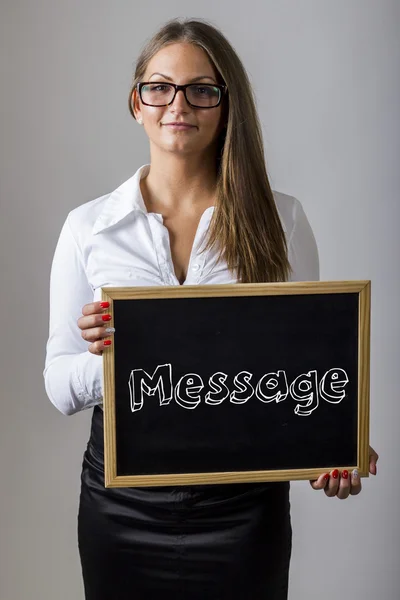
{"left": 44, "top": 17, "right": 378, "bottom": 600}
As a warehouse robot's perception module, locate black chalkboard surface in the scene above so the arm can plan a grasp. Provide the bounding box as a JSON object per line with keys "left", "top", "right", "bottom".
{"left": 102, "top": 281, "right": 370, "bottom": 488}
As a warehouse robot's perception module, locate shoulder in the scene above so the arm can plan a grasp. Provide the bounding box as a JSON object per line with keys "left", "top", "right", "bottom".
{"left": 272, "top": 190, "right": 301, "bottom": 237}
{"left": 63, "top": 165, "right": 147, "bottom": 244}
{"left": 272, "top": 190, "right": 320, "bottom": 281}
{"left": 66, "top": 192, "right": 111, "bottom": 241}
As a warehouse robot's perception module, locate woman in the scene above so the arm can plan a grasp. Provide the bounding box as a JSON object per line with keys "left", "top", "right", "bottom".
{"left": 44, "top": 17, "right": 378, "bottom": 600}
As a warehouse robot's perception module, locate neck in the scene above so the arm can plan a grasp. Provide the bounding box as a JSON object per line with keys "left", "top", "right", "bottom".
{"left": 141, "top": 148, "right": 218, "bottom": 214}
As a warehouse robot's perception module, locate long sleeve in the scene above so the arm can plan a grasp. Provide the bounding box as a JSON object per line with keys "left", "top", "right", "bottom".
{"left": 43, "top": 215, "right": 103, "bottom": 416}
{"left": 287, "top": 198, "right": 320, "bottom": 282}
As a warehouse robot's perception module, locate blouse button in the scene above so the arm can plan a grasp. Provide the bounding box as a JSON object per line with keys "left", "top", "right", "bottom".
{"left": 192, "top": 263, "right": 200, "bottom": 272}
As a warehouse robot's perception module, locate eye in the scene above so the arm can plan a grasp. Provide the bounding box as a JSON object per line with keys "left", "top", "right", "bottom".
{"left": 191, "top": 85, "right": 220, "bottom": 97}
{"left": 143, "top": 84, "right": 171, "bottom": 93}
{"left": 194, "top": 86, "right": 212, "bottom": 95}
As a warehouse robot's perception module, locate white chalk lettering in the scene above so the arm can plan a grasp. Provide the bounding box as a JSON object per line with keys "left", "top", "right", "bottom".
{"left": 128, "top": 364, "right": 172, "bottom": 413}
{"left": 175, "top": 374, "right": 204, "bottom": 410}
{"left": 290, "top": 370, "right": 319, "bottom": 417}
{"left": 230, "top": 371, "right": 254, "bottom": 404}
{"left": 319, "top": 368, "right": 349, "bottom": 403}
{"left": 256, "top": 370, "right": 289, "bottom": 404}
{"left": 205, "top": 372, "right": 230, "bottom": 405}
{"left": 127, "top": 365, "right": 349, "bottom": 416}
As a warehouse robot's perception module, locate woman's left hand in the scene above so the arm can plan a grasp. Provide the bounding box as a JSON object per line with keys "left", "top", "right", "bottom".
{"left": 310, "top": 446, "right": 379, "bottom": 499}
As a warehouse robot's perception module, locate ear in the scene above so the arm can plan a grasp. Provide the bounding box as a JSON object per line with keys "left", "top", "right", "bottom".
{"left": 131, "top": 88, "right": 141, "bottom": 120}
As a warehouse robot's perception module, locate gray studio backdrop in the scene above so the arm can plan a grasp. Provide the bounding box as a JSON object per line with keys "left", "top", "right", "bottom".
{"left": 1, "top": 1, "right": 399, "bottom": 598}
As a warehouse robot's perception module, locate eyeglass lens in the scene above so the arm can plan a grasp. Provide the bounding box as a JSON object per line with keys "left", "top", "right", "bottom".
{"left": 141, "top": 83, "right": 221, "bottom": 107}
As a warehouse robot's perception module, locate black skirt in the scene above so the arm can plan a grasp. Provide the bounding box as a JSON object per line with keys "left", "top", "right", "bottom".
{"left": 78, "top": 406, "right": 292, "bottom": 600}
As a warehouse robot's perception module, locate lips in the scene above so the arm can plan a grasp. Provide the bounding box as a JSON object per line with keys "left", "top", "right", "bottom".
{"left": 163, "top": 122, "right": 195, "bottom": 127}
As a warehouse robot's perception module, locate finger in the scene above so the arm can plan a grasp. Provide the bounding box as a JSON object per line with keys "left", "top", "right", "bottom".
{"left": 77, "top": 312, "right": 112, "bottom": 331}
{"left": 88, "top": 338, "right": 113, "bottom": 356}
{"left": 325, "top": 469, "right": 340, "bottom": 497}
{"left": 310, "top": 473, "right": 330, "bottom": 490}
{"left": 350, "top": 469, "right": 362, "bottom": 495}
{"left": 82, "top": 301, "right": 110, "bottom": 316}
{"left": 336, "top": 469, "right": 351, "bottom": 500}
{"left": 369, "top": 446, "right": 379, "bottom": 475}
{"left": 81, "top": 326, "right": 115, "bottom": 343}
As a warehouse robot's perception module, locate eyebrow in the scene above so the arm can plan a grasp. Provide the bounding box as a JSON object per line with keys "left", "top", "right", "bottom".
{"left": 148, "top": 72, "right": 217, "bottom": 83}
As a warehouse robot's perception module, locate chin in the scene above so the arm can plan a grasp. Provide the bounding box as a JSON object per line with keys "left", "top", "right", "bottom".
{"left": 160, "top": 140, "right": 200, "bottom": 152}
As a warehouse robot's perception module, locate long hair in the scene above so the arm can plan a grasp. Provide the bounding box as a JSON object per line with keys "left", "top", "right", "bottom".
{"left": 128, "top": 18, "right": 291, "bottom": 283}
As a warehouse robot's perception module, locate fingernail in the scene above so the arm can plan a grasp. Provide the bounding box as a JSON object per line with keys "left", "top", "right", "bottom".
{"left": 332, "top": 469, "right": 339, "bottom": 479}
{"left": 103, "top": 340, "right": 112, "bottom": 346}
{"left": 352, "top": 469, "right": 359, "bottom": 479}
{"left": 323, "top": 474, "right": 330, "bottom": 481}
{"left": 342, "top": 470, "right": 349, "bottom": 479}
{"left": 104, "top": 327, "right": 115, "bottom": 334}
{"left": 100, "top": 301, "right": 110, "bottom": 308}
{"left": 102, "top": 314, "right": 112, "bottom": 322}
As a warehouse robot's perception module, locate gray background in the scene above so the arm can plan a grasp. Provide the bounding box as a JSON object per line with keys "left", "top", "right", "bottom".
{"left": 1, "top": 1, "right": 399, "bottom": 598}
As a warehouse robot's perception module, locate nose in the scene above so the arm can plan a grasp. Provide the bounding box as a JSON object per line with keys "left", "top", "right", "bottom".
{"left": 170, "top": 88, "right": 190, "bottom": 110}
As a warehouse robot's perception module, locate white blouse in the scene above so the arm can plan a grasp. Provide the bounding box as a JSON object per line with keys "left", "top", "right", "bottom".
{"left": 44, "top": 164, "right": 320, "bottom": 416}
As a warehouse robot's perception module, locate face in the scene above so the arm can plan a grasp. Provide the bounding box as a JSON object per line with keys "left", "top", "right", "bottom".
{"left": 132, "top": 42, "right": 225, "bottom": 158}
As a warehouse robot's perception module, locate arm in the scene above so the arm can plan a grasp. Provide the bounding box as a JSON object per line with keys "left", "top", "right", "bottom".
{"left": 43, "top": 215, "right": 103, "bottom": 416}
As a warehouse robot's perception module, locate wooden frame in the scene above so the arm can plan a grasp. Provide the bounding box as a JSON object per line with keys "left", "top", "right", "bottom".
{"left": 102, "top": 280, "right": 370, "bottom": 488}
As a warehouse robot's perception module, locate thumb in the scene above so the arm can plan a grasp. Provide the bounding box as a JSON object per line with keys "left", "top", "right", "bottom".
{"left": 310, "top": 473, "right": 329, "bottom": 490}
{"left": 369, "top": 446, "right": 379, "bottom": 475}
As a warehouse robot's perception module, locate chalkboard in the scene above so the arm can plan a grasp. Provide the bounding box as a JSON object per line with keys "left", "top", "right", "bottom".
{"left": 102, "top": 281, "right": 370, "bottom": 488}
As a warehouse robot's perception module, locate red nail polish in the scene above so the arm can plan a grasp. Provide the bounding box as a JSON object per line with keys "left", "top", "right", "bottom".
{"left": 103, "top": 340, "right": 112, "bottom": 346}
{"left": 102, "top": 314, "right": 112, "bottom": 322}
{"left": 100, "top": 301, "right": 110, "bottom": 308}
{"left": 342, "top": 470, "right": 349, "bottom": 479}
{"left": 323, "top": 474, "right": 330, "bottom": 481}
{"left": 332, "top": 469, "right": 339, "bottom": 479}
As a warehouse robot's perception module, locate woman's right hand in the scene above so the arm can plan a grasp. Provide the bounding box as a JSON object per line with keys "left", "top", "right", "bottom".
{"left": 77, "top": 301, "right": 115, "bottom": 355}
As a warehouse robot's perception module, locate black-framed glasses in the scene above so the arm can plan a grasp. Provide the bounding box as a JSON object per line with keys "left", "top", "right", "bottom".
{"left": 137, "top": 82, "right": 227, "bottom": 108}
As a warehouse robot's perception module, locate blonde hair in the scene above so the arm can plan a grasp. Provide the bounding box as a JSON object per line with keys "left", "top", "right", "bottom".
{"left": 128, "top": 18, "right": 291, "bottom": 283}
